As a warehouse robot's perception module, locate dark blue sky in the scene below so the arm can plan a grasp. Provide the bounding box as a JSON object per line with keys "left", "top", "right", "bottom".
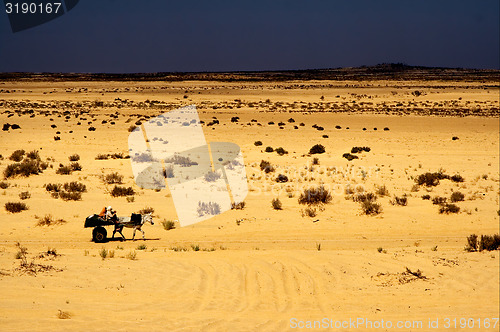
{"left": 0, "top": 0, "right": 498, "bottom": 73}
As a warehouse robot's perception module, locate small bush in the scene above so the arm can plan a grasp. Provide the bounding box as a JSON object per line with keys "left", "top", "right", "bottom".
{"left": 26, "top": 150, "right": 40, "bottom": 160}
{"left": 197, "top": 201, "right": 221, "bottom": 216}
{"left": 36, "top": 214, "right": 66, "bottom": 226}
{"left": 164, "top": 155, "right": 197, "bottom": 167}
{"left": 19, "top": 191, "right": 31, "bottom": 200}
{"left": 70, "top": 162, "right": 82, "bottom": 171}
{"left": 415, "top": 172, "right": 448, "bottom": 187}
{"left": 45, "top": 183, "right": 62, "bottom": 192}
{"left": 421, "top": 194, "right": 431, "bottom": 200}
{"left": 298, "top": 185, "right": 332, "bottom": 205}
{"left": 126, "top": 251, "right": 137, "bottom": 260}
{"left": 350, "top": 146, "right": 371, "bottom": 154}
{"left": 68, "top": 154, "right": 80, "bottom": 161}
{"left": 9, "top": 150, "right": 25, "bottom": 162}
{"left": 0, "top": 181, "right": 9, "bottom": 189}
{"left": 272, "top": 198, "right": 282, "bottom": 210}
{"left": 391, "top": 195, "right": 408, "bottom": 206}
{"left": 450, "top": 191, "right": 465, "bottom": 202}
{"left": 312, "top": 157, "right": 319, "bottom": 165}
{"left": 276, "top": 174, "right": 288, "bottom": 183}
{"left": 265, "top": 146, "right": 274, "bottom": 153}
{"left": 136, "top": 244, "right": 147, "bottom": 250}
{"left": 139, "top": 207, "right": 154, "bottom": 214}
{"left": 259, "top": 160, "right": 274, "bottom": 173}
{"left": 111, "top": 186, "right": 135, "bottom": 197}
{"left": 99, "top": 248, "right": 108, "bottom": 260}
{"left": 361, "top": 200, "right": 382, "bottom": 215}
{"left": 439, "top": 203, "right": 460, "bottom": 214}
{"left": 342, "top": 153, "right": 358, "bottom": 161}
{"left": 254, "top": 141, "right": 263, "bottom": 146}
{"left": 204, "top": 171, "right": 221, "bottom": 182}
{"left": 465, "top": 234, "right": 478, "bottom": 252}
{"left": 353, "top": 192, "right": 376, "bottom": 203}
{"left": 104, "top": 172, "right": 123, "bottom": 184}
{"left": 56, "top": 165, "right": 72, "bottom": 175}
{"left": 231, "top": 201, "right": 246, "bottom": 210}
{"left": 95, "top": 154, "right": 109, "bottom": 160}
{"left": 275, "top": 147, "right": 288, "bottom": 156}
{"left": 162, "top": 220, "right": 176, "bottom": 230}
{"left": 432, "top": 196, "right": 447, "bottom": 205}
{"left": 63, "top": 181, "right": 86, "bottom": 193}
{"left": 5, "top": 202, "right": 28, "bottom": 213}
{"left": 4, "top": 159, "right": 43, "bottom": 178}
{"left": 478, "top": 234, "right": 500, "bottom": 251}
{"left": 128, "top": 125, "right": 137, "bottom": 132}
{"left": 303, "top": 207, "right": 317, "bottom": 217}
{"left": 309, "top": 144, "right": 325, "bottom": 154}
{"left": 450, "top": 174, "right": 464, "bottom": 183}
{"left": 376, "top": 185, "right": 389, "bottom": 197}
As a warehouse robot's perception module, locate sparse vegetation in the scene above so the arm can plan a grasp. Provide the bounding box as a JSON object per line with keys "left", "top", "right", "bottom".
{"left": 421, "top": 194, "right": 431, "bottom": 200}
{"left": 350, "top": 146, "right": 371, "bottom": 153}
{"left": 276, "top": 174, "right": 288, "bottom": 183}
{"left": 56, "top": 165, "right": 72, "bottom": 175}
{"left": 231, "top": 201, "right": 246, "bottom": 210}
{"left": 36, "top": 214, "right": 66, "bottom": 226}
{"left": 254, "top": 141, "right": 263, "bottom": 146}
{"left": 19, "top": 191, "right": 31, "bottom": 200}
{"left": 104, "top": 172, "right": 123, "bottom": 184}
{"left": 265, "top": 146, "right": 274, "bottom": 153}
{"left": 342, "top": 153, "right": 358, "bottom": 161}
{"left": 9, "top": 150, "right": 25, "bottom": 162}
{"left": 0, "top": 181, "right": 9, "bottom": 189}
{"left": 309, "top": 144, "right": 325, "bottom": 154}
{"left": 4, "top": 159, "right": 44, "bottom": 178}
{"left": 139, "top": 207, "right": 154, "bottom": 214}
{"left": 432, "top": 196, "right": 447, "bottom": 205}
{"left": 275, "top": 147, "right": 288, "bottom": 156}
{"left": 161, "top": 220, "right": 176, "bottom": 230}
{"left": 111, "top": 186, "right": 134, "bottom": 197}
{"left": 68, "top": 154, "right": 80, "bottom": 161}
{"left": 272, "top": 198, "right": 282, "bottom": 210}
{"left": 197, "top": 201, "right": 221, "bottom": 216}
{"left": 450, "top": 191, "right": 465, "bottom": 202}
{"left": 439, "top": 203, "right": 460, "bottom": 214}
{"left": 466, "top": 233, "right": 500, "bottom": 251}
{"left": 298, "top": 185, "right": 332, "bottom": 205}
{"left": 63, "top": 181, "right": 86, "bottom": 193}
{"left": 259, "top": 160, "right": 274, "bottom": 173}
{"left": 390, "top": 195, "right": 408, "bottom": 206}
{"left": 376, "top": 185, "right": 389, "bottom": 197}
{"left": 136, "top": 244, "right": 147, "bottom": 250}
{"left": 415, "top": 171, "right": 449, "bottom": 187}
{"left": 126, "top": 251, "right": 137, "bottom": 260}
{"left": 303, "top": 207, "right": 317, "bottom": 217}
{"left": 5, "top": 202, "right": 28, "bottom": 213}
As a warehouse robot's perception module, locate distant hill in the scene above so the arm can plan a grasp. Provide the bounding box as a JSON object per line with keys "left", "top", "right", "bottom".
{"left": 1, "top": 64, "right": 499, "bottom": 82}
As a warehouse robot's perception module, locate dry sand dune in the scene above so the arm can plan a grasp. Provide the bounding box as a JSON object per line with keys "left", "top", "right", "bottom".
{"left": 0, "top": 78, "right": 498, "bottom": 331}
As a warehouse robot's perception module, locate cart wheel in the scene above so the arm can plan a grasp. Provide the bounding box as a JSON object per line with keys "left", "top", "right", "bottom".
{"left": 93, "top": 227, "right": 107, "bottom": 243}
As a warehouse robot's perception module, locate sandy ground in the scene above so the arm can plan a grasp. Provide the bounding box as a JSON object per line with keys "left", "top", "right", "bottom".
{"left": 0, "top": 79, "right": 499, "bottom": 331}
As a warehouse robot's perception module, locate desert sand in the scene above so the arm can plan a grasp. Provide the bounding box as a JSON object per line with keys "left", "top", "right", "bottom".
{"left": 0, "top": 74, "right": 499, "bottom": 331}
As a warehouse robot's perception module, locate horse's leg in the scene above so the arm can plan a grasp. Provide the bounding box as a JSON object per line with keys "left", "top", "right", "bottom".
{"left": 132, "top": 227, "right": 136, "bottom": 241}
{"left": 112, "top": 226, "right": 116, "bottom": 239}
{"left": 118, "top": 226, "right": 126, "bottom": 241}
{"left": 139, "top": 226, "right": 145, "bottom": 240}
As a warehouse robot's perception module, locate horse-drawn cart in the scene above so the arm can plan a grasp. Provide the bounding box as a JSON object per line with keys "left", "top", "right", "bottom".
{"left": 84, "top": 213, "right": 153, "bottom": 243}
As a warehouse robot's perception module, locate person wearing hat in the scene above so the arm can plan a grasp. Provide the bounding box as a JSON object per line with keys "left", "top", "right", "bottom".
{"left": 99, "top": 206, "right": 118, "bottom": 223}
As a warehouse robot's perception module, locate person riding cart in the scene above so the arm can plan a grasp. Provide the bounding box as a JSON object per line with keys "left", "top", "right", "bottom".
{"left": 99, "top": 206, "right": 118, "bottom": 223}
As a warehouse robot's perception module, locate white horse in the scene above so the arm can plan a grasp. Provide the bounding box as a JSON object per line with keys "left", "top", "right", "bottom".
{"left": 112, "top": 213, "right": 154, "bottom": 240}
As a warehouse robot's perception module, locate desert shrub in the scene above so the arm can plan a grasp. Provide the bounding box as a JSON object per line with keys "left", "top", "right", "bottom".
{"left": 259, "top": 160, "right": 274, "bottom": 173}
{"left": 465, "top": 234, "right": 478, "bottom": 252}
{"left": 111, "top": 186, "right": 134, "bottom": 197}
{"left": 450, "top": 191, "right": 465, "bottom": 202}
{"left": 391, "top": 195, "right": 408, "bottom": 206}
{"left": 165, "top": 155, "right": 197, "bottom": 167}
{"left": 162, "top": 220, "right": 176, "bottom": 230}
{"left": 26, "top": 150, "right": 40, "bottom": 160}
{"left": 0, "top": 181, "right": 8, "bottom": 189}
{"left": 56, "top": 165, "right": 72, "bottom": 175}
{"left": 312, "top": 157, "right": 319, "bottom": 165}
{"left": 342, "top": 153, "right": 358, "bottom": 161}
{"left": 59, "top": 191, "right": 82, "bottom": 201}
{"left": 19, "top": 191, "right": 31, "bottom": 200}
{"left": 351, "top": 146, "right": 371, "bottom": 153}
{"left": 45, "top": 183, "right": 62, "bottom": 192}
{"left": 9, "top": 150, "right": 25, "bottom": 162}
{"left": 104, "top": 172, "right": 123, "bottom": 184}
{"left": 478, "top": 234, "right": 500, "bottom": 251}
{"left": 353, "top": 192, "right": 376, "bottom": 203}
{"left": 36, "top": 214, "right": 66, "bottom": 226}
{"left": 421, "top": 194, "right": 431, "bottom": 200}
{"left": 309, "top": 144, "right": 325, "bottom": 154}
{"left": 275, "top": 147, "right": 288, "bottom": 156}
{"left": 197, "top": 201, "right": 221, "bottom": 216}
{"left": 4, "top": 159, "right": 43, "bottom": 178}
{"left": 439, "top": 203, "right": 460, "bottom": 214}
{"left": 70, "top": 162, "right": 82, "bottom": 171}
{"left": 432, "top": 196, "right": 447, "bottom": 205}
{"left": 63, "top": 181, "right": 86, "bottom": 193}
{"left": 136, "top": 244, "right": 147, "bottom": 250}
{"left": 128, "top": 125, "right": 137, "bottom": 132}
{"left": 452, "top": 136, "right": 459, "bottom": 140}
{"left": 450, "top": 174, "right": 464, "bottom": 183}
{"left": 254, "top": 141, "right": 263, "bottom": 146}
{"left": 303, "top": 207, "right": 317, "bottom": 217}
{"left": 68, "top": 154, "right": 80, "bottom": 161}
{"left": 126, "top": 251, "right": 137, "bottom": 260}
{"left": 276, "top": 174, "right": 288, "bottom": 183}
{"left": 231, "top": 201, "right": 245, "bottom": 210}
{"left": 5, "top": 202, "right": 28, "bottom": 213}
{"left": 271, "top": 198, "right": 282, "bottom": 210}
{"left": 298, "top": 185, "right": 332, "bottom": 205}
{"left": 204, "top": 171, "right": 221, "bottom": 182}
{"left": 265, "top": 146, "right": 274, "bottom": 153}
{"left": 376, "top": 185, "right": 389, "bottom": 197}
{"left": 95, "top": 154, "right": 109, "bottom": 160}
{"left": 361, "top": 200, "right": 382, "bottom": 215}
{"left": 231, "top": 116, "right": 239, "bottom": 122}
{"left": 415, "top": 171, "right": 448, "bottom": 187}
{"left": 139, "top": 207, "right": 154, "bottom": 214}
{"left": 99, "top": 248, "right": 108, "bottom": 260}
